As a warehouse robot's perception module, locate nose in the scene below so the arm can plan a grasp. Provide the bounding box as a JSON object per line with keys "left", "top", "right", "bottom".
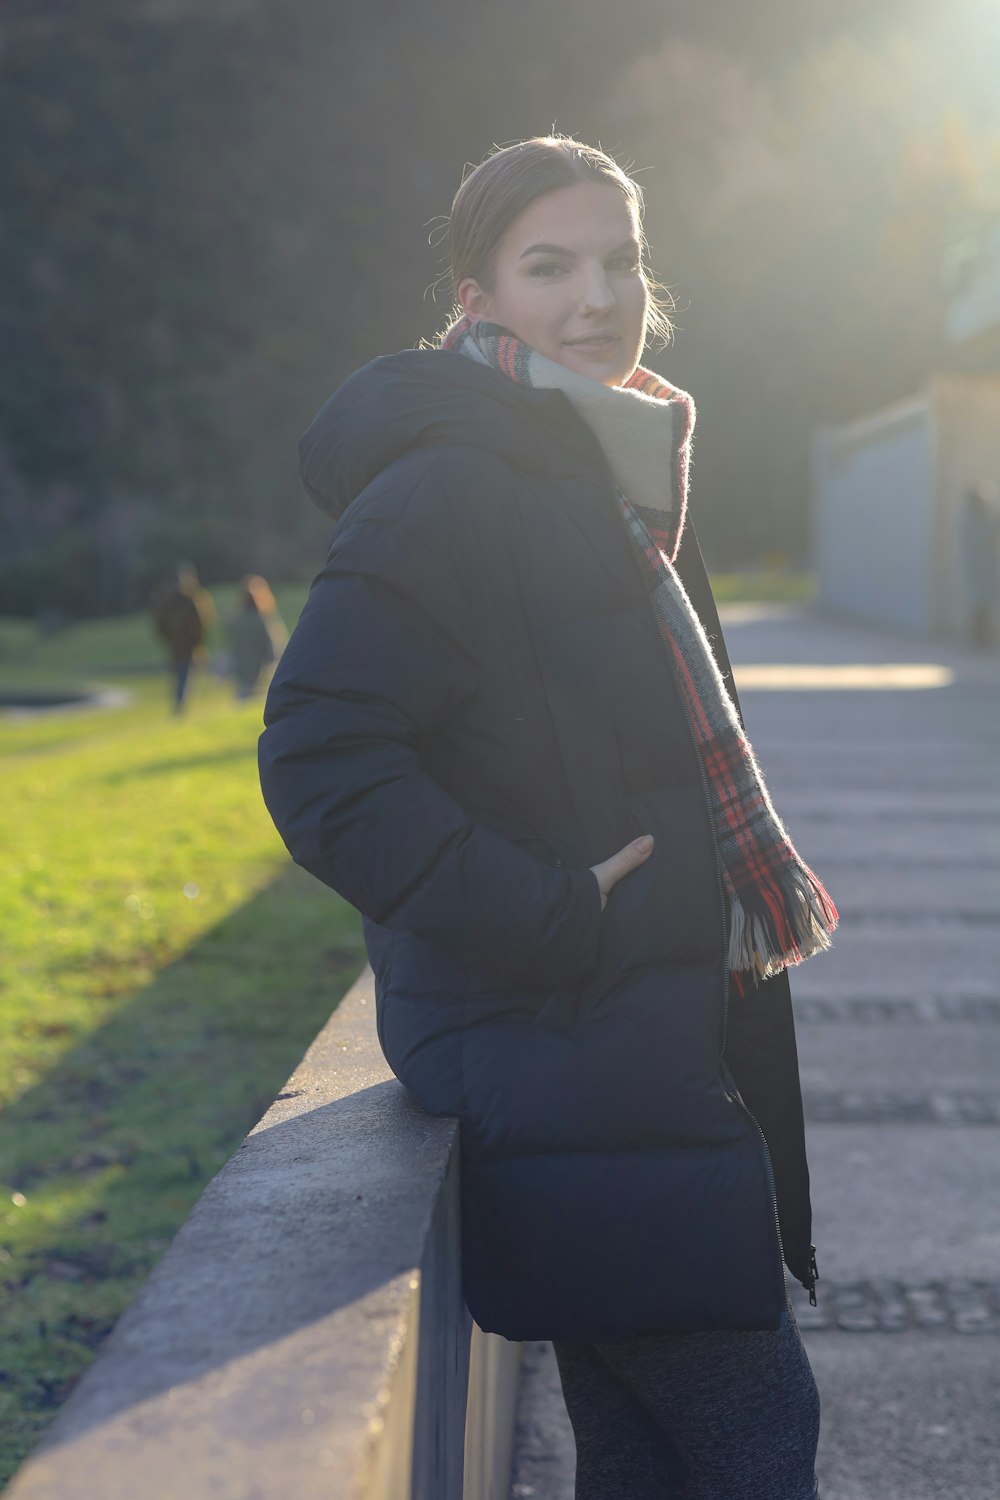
{"left": 578, "top": 263, "right": 615, "bottom": 315}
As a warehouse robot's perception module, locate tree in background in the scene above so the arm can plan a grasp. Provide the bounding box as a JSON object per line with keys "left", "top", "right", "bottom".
{"left": 1, "top": 0, "right": 998, "bottom": 606}
{"left": 604, "top": 12, "right": 1000, "bottom": 561}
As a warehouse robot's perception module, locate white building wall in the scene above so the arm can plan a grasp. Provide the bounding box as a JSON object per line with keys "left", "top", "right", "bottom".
{"left": 813, "top": 395, "right": 935, "bottom": 635}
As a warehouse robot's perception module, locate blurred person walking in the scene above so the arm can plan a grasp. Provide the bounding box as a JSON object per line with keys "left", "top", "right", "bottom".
{"left": 225, "top": 575, "right": 287, "bottom": 699}
{"left": 149, "top": 563, "right": 215, "bottom": 714}
{"left": 259, "top": 137, "right": 837, "bottom": 1499}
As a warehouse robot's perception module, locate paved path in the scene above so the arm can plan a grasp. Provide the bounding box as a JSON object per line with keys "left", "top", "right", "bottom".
{"left": 509, "top": 605, "right": 1000, "bottom": 1500}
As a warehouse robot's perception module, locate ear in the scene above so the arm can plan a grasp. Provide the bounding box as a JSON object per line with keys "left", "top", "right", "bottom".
{"left": 457, "top": 276, "right": 492, "bottom": 324}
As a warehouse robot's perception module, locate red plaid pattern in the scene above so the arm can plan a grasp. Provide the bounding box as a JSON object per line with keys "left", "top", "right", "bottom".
{"left": 443, "top": 317, "right": 838, "bottom": 983}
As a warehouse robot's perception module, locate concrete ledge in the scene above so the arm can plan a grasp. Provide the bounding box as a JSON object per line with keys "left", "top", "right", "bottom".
{"left": 7, "top": 967, "right": 521, "bottom": 1499}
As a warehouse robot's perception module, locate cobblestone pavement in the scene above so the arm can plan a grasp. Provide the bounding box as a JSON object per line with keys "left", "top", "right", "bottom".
{"left": 509, "top": 606, "right": 1000, "bottom": 1500}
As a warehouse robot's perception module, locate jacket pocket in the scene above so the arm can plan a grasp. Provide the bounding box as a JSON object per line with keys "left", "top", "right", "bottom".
{"left": 508, "top": 833, "right": 564, "bottom": 867}
{"left": 512, "top": 828, "right": 591, "bottom": 874}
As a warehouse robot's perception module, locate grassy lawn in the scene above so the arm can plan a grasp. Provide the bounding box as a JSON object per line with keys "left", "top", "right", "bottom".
{"left": 0, "top": 596, "right": 362, "bottom": 1485}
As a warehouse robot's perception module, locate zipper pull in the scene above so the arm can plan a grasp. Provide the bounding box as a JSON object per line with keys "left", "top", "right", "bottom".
{"left": 807, "top": 1245, "right": 819, "bottom": 1307}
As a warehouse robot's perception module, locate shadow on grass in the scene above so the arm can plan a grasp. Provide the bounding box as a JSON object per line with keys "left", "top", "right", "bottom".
{"left": 22, "top": 1077, "right": 449, "bottom": 1451}
{"left": 0, "top": 862, "right": 365, "bottom": 1482}
{"left": 97, "top": 744, "right": 262, "bottom": 784}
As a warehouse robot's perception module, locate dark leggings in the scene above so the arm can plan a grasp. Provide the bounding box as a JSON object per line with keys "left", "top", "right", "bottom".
{"left": 552, "top": 1296, "right": 820, "bottom": 1500}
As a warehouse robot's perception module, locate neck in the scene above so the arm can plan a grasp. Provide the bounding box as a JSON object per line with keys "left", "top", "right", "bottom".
{"left": 442, "top": 315, "right": 695, "bottom": 553}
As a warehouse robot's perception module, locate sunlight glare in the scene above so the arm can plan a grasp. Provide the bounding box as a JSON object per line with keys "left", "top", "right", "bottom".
{"left": 733, "top": 663, "right": 954, "bottom": 690}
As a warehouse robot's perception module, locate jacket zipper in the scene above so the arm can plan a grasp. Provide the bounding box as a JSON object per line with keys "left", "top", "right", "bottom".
{"left": 699, "top": 756, "right": 790, "bottom": 1313}
{"left": 606, "top": 495, "right": 800, "bottom": 1313}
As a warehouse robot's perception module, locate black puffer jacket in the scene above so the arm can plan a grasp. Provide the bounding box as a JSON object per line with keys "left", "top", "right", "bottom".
{"left": 258, "top": 348, "right": 816, "bottom": 1341}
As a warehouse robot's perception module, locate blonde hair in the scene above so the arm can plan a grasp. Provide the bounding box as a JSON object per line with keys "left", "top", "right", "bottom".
{"left": 242, "top": 574, "right": 277, "bottom": 615}
{"left": 441, "top": 135, "right": 673, "bottom": 348}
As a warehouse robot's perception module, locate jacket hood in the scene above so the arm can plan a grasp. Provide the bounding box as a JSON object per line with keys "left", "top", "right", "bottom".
{"left": 297, "top": 348, "right": 609, "bottom": 523}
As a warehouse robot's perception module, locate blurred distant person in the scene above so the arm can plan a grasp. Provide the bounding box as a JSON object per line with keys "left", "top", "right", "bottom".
{"left": 150, "top": 563, "right": 215, "bottom": 713}
{"left": 961, "top": 482, "right": 999, "bottom": 648}
{"left": 260, "top": 136, "right": 837, "bottom": 1497}
{"left": 225, "top": 575, "right": 287, "bottom": 699}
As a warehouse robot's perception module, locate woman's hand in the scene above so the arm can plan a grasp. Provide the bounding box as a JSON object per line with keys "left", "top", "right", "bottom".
{"left": 589, "top": 835, "right": 654, "bottom": 912}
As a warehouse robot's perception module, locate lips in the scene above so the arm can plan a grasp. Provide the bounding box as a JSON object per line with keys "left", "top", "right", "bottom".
{"left": 565, "top": 333, "right": 620, "bottom": 345}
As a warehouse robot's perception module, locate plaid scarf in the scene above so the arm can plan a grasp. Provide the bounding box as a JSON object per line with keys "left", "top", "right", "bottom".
{"left": 442, "top": 315, "right": 838, "bottom": 987}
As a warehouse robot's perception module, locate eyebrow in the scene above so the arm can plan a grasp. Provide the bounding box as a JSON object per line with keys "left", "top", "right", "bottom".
{"left": 518, "top": 237, "right": 640, "bottom": 261}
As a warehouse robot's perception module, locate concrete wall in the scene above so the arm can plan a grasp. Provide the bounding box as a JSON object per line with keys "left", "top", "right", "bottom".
{"left": 813, "top": 374, "right": 1000, "bottom": 646}
{"left": 5, "top": 968, "right": 521, "bottom": 1500}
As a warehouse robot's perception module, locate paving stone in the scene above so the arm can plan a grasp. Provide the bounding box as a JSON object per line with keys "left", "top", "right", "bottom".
{"left": 795, "top": 1021, "right": 1000, "bottom": 1092}
{"left": 805, "top": 1125, "right": 1000, "bottom": 1283}
{"left": 789, "top": 923, "right": 1000, "bottom": 1000}
{"left": 772, "top": 790, "right": 1000, "bottom": 819}
{"left": 782, "top": 816, "right": 1000, "bottom": 860}
{"left": 755, "top": 747, "right": 1000, "bottom": 794}
{"left": 787, "top": 1279, "right": 1000, "bottom": 1333}
{"left": 793, "top": 995, "right": 1000, "bottom": 1023}
{"left": 803, "top": 1090, "right": 1000, "bottom": 1123}
{"left": 804, "top": 1332, "right": 1000, "bottom": 1500}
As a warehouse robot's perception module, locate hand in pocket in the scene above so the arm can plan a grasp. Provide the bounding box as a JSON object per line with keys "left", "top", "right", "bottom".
{"left": 589, "top": 835, "right": 654, "bottom": 912}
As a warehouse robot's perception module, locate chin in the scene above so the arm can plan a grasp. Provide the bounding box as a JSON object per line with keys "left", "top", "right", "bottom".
{"left": 561, "top": 349, "right": 634, "bottom": 387}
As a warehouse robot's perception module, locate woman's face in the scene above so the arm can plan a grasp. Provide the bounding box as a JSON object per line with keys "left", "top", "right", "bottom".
{"left": 458, "top": 181, "right": 649, "bottom": 387}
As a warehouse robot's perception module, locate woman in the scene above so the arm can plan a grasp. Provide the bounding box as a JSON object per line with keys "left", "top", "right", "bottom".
{"left": 259, "top": 136, "right": 836, "bottom": 1499}
{"left": 225, "top": 574, "right": 287, "bottom": 699}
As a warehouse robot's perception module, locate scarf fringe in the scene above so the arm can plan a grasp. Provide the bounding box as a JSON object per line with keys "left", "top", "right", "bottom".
{"left": 727, "top": 865, "right": 839, "bottom": 982}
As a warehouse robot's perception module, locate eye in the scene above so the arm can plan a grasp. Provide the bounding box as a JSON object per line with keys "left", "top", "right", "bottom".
{"left": 608, "top": 254, "right": 641, "bottom": 273}
{"left": 527, "top": 261, "right": 567, "bottom": 277}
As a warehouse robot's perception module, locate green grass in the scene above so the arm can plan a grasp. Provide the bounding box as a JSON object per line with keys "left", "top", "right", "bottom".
{"left": 0, "top": 602, "right": 362, "bottom": 1486}
{"left": 709, "top": 569, "right": 815, "bottom": 605}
